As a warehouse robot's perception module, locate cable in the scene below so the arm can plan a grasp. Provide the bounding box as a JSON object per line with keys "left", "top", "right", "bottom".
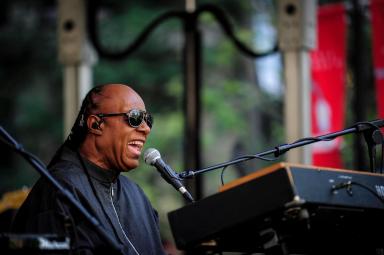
{"left": 220, "top": 166, "right": 228, "bottom": 186}
{"left": 273, "top": 121, "right": 384, "bottom": 158}
{"left": 332, "top": 181, "right": 384, "bottom": 205}
{"left": 294, "top": 136, "right": 334, "bottom": 143}
{"left": 77, "top": 152, "right": 140, "bottom": 255}
{"left": 293, "top": 121, "right": 384, "bottom": 146}
{"left": 353, "top": 121, "right": 384, "bottom": 173}
{"left": 220, "top": 154, "right": 277, "bottom": 186}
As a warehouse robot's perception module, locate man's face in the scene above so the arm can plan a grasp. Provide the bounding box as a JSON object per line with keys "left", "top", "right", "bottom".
{"left": 94, "top": 85, "right": 151, "bottom": 171}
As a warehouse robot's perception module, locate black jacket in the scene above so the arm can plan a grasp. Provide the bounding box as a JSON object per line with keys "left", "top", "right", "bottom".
{"left": 11, "top": 146, "right": 166, "bottom": 255}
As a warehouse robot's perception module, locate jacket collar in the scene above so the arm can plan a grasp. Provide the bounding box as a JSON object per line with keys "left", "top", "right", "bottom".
{"left": 60, "top": 146, "right": 120, "bottom": 183}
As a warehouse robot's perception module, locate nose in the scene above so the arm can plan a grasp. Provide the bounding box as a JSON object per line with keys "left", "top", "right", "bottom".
{"left": 137, "top": 120, "right": 151, "bottom": 135}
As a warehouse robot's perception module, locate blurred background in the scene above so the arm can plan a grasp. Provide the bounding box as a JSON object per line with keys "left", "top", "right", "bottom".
{"left": 0, "top": 0, "right": 382, "bottom": 253}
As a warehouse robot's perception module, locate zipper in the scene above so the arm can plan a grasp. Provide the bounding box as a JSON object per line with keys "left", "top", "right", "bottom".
{"left": 110, "top": 185, "right": 140, "bottom": 255}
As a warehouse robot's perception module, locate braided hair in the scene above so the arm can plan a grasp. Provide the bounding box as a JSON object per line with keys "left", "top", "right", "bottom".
{"left": 65, "top": 84, "right": 107, "bottom": 150}
{"left": 48, "top": 84, "right": 108, "bottom": 167}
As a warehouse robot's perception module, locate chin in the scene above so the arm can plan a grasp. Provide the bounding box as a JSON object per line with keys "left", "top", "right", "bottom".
{"left": 123, "top": 161, "right": 139, "bottom": 171}
{"left": 121, "top": 154, "right": 140, "bottom": 170}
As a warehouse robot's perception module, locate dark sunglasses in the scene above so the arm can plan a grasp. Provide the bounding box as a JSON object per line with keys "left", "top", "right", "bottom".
{"left": 96, "top": 109, "right": 153, "bottom": 129}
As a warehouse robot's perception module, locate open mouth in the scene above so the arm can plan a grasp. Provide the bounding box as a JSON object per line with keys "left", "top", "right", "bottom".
{"left": 127, "top": 140, "right": 144, "bottom": 157}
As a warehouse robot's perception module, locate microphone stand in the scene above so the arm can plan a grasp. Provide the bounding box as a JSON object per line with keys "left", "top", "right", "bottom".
{"left": 0, "top": 125, "right": 123, "bottom": 255}
{"left": 179, "top": 119, "right": 384, "bottom": 178}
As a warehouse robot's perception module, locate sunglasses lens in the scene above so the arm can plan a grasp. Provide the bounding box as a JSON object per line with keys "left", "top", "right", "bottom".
{"left": 145, "top": 113, "right": 153, "bottom": 128}
{"left": 128, "top": 109, "right": 143, "bottom": 128}
{"left": 127, "top": 109, "right": 153, "bottom": 128}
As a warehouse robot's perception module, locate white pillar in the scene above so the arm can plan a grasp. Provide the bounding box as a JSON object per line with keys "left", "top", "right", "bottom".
{"left": 283, "top": 51, "right": 312, "bottom": 163}
{"left": 186, "top": 0, "right": 196, "bottom": 12}
{"left": 58, "top": 0, "right": 97, "bottom": 137}
{"left": 278, "top": 0, "right": 317, "bottom": 164}
{"left": 63, "top": 64, "right": 93, "bottom": 136}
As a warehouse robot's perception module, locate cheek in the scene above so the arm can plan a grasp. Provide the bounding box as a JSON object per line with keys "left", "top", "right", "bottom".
{"left": 104, "top": 129, "right": 127, "bottom": 158}
{"left": 120, "top": 131, "right": 139, "bottom": 162}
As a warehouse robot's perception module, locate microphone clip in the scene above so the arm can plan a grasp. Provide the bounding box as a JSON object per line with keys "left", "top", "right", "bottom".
{"left": 178, "top": 170, "right": 195, "bottom": 179}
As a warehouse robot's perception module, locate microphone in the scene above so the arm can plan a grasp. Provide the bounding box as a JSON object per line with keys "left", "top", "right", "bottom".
{"left": 143, "top": 148, "right": 194, "bottom": 203}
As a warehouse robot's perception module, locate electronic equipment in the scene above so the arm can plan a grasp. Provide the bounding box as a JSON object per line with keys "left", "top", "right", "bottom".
{"left": 168, "top": 163, "right": 384, "bottom": 254}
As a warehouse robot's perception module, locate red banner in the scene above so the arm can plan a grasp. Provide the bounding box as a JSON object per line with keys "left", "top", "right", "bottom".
{"left": 311, "top": 4, "right": 346, "bottom": 168}
{"left": 371, "top": 0, "right": 384, "bottom": 119}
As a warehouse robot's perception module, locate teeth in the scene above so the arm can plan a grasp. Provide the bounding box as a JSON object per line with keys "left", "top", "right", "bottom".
{"left": 128, "top": 141, "right": 144, "bottom": 147}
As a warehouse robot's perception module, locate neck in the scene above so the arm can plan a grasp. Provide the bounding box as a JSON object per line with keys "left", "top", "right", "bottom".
{"left": 79, "top": 140, "right": 110, "bottom": 171}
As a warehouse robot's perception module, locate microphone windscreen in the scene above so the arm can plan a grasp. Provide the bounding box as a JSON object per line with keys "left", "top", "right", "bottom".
{"left": 143, "top": 148, "right": 161, "bottom": 165}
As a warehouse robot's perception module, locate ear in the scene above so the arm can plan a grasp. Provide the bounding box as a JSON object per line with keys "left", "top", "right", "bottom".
{"left": 87, "top": 115, "right": 103, "bottom": 135}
